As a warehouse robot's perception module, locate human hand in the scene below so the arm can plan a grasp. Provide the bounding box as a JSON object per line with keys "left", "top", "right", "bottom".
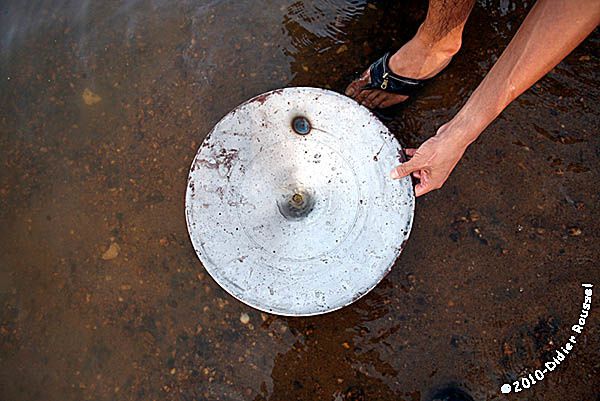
{"left": 390, "top": 123, "right": 470, "bottom": 196}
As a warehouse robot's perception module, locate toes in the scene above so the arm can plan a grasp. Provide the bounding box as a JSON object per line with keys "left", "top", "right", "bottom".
{"left": 362, "top": 90, "right": 381, "bottom": 108}
{"left": 346, "top": 67, "right": 412, "bottom": 108}
{"left": 356, "top": 88, "right": 373, "bottom": 105}
{"left": 345, "top": 81, "right": 360, "bottom": 97}
{"left": 370, "top": 92, "right": 388, "bottom": 109}
{"left": 378, "top": 94, "right": 409, "bottom": 108}
{"left": 345, "top": 70, "right": 370, "bottom": 98}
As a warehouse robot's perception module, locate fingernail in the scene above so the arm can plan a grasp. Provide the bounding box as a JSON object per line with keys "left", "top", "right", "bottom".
{"left": 390, "top": 168, "right": 400, "bottom": 179}
{"left": 345, "top": 88, "right": 354, "bottom": 96}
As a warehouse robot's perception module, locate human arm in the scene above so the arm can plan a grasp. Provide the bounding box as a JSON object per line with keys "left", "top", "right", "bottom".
{"left": 391, "top": 0, "right": 600, "bottom": 196}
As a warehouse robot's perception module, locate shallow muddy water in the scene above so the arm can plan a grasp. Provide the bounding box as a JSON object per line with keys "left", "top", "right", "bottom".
{"left": 0, "top": 1, "right": 598, "bottom": 400}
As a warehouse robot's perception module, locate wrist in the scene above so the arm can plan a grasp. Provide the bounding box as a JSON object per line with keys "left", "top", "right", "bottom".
{"left": 441, "top": 92, "right": 500, "bottom": 147}
{"left": 437, "top": 112, "right": 483, "bottom": 149}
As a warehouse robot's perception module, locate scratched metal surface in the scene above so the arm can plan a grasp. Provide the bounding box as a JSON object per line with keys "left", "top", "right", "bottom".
{"left": 185, "top": 87, "right": 414, "bottom": 316}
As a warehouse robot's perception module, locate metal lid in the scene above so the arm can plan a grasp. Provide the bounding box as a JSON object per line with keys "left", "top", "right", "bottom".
{"left": 185, "top": 87, "right": 414, "bottom": 316}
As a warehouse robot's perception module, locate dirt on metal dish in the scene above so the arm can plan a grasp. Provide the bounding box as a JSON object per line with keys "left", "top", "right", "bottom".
{"left": 185, "top": 87, "right": 414, "bottom": 316}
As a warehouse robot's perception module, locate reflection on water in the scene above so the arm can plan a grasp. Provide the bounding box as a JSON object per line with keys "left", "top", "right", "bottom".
{"left": 283, "top": 0, "right": 366, "bottom": 53}
{"left": 1, "top": 0, "right": 178, "bottom": 53}
{"left": 1, "top": 0, "right": 599, "bottom": 400}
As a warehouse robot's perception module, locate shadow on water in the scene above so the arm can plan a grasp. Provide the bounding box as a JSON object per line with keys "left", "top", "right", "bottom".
{"left": 1, "top": 1, "right": 599, "bottom": 400}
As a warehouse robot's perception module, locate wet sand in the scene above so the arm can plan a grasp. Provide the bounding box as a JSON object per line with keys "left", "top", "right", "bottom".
{"left": 0, "top": 1, "right": 598, "bottom": 400}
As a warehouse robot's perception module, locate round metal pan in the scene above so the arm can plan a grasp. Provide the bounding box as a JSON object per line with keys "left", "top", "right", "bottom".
{"left": 185, "top": 87, "right": 414, "bottom": 316}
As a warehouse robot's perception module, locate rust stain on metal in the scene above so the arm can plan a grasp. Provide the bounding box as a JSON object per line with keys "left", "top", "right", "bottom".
{"left": 185, "top": 87, "right": 415, "bottom": 316}
{"left": 250, "top": 88, "right": 284, "bottom": 105}
{"left": 195, "top": 148, "right": 239, "bottom": 173}
{"left": 253, "top": 93, "right": 270, "bottom": 104}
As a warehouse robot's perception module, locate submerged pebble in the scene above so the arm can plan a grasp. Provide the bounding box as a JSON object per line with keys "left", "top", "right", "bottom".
{"left": 82, "top": 88, "right": 102, "bottom": 106}
{"left": 240, "top": 312, "right": 250, "bottom": 325}
{"left": 102, "top": 243, "right": 120, "bottom": 260}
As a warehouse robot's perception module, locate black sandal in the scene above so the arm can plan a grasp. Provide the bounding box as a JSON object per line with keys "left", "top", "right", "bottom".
{"left": 362, "top": 52, "right": 429, "bottom": 96}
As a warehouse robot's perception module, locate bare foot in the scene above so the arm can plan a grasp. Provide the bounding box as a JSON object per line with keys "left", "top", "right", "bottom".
{"left": 345, "top": 31, "right": 461, "bottom": 109}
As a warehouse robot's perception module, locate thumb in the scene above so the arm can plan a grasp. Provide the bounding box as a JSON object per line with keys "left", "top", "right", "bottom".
{"left": 390, "top": 158, "right": 422, "bottom": 179}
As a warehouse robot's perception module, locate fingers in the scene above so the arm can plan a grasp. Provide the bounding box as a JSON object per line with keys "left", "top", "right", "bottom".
{"left": 390, "top": 161, "right": 440, "bottom": 197}
{"left": 415, "top": 181, "right": 434, "bottom": 197}
{"left": 415, "top": 180, "right": 441, "bottom": 197}
{"left": 390, "top": 158, "right": 421, "bottom": 179}
{"left": 404, "top": 148, "right": 417, "bottom": 157}
{"left": 413, "top": 171, "right": 440, "bottom": 197}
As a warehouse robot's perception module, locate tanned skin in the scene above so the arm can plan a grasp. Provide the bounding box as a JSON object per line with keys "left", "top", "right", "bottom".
{"left": 346, "top": 0, "right": 600, "bottom": 197}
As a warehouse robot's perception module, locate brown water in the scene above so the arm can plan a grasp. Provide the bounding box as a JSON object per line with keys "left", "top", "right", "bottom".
{"left": 1, "top": 1, "right": 598, "bottom": 400}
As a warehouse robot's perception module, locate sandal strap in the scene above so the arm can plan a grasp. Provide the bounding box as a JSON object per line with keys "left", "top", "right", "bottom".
{"left": 363, "top": 52, "right": 428, "bottom": 96}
